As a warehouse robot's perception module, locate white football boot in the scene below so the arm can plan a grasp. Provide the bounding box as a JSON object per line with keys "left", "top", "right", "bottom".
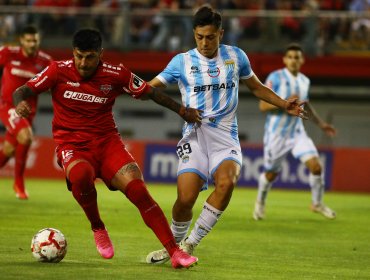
{"left": 146, "top": 248, "right": 170, "bottom": 264}
{"left": 179, "top": 238, "right": 196, "bottom": 254}
{"left": 310, "top": 203, "right": 336, "bottom": 219}
{"left": 253, "top": 200, "right": 265, "bottom": 220}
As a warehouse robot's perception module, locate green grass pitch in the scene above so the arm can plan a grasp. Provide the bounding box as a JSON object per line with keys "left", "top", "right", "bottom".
{"left": 1, "top": 178, "right": 369, "bottom": 280}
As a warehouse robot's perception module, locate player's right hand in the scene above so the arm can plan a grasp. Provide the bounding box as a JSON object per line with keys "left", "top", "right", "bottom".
{"left": 285, "top": 97, "right": 308, "bottom": 120}
{"left": 180, "top": 107, "right": 203, "bottom": 125}
{"left": 15, "top": 101, "right": 32, "bottom": 118}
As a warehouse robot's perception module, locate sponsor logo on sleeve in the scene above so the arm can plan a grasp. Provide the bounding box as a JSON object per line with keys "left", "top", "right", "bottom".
{"left": 30, "top": 66, "right": 49, "bottom": 82}
{"left": 128, "top": 73, "right": 146, "bottom": 93}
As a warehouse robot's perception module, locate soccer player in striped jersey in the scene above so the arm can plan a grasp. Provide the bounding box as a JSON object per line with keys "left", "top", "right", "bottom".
{"left": 146, "top": 6, "right": 307, "bottom": 264}
{"left": 13, "top": 28, "right": 199, "bottom": 268}
{"left": 253, "top": 43, "right": 337, "bottom": 221}
{"left": 0, "top": 25, "right": 52, "bottom": 199}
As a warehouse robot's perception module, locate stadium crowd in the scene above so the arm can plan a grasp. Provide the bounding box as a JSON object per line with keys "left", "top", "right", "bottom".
{"left": 0, "top": 0, "right": 369, "bottom": 54}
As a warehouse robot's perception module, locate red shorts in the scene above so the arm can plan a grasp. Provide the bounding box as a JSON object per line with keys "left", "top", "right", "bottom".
{"left": 0, "top": 102, "right": 34, "bottom": 146}
{"left": 56, "top": 133, "right": 136, "bottom": 190}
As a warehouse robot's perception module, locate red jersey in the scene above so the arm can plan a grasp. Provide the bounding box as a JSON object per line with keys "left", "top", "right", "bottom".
{"left": 0, "top": 46, "right": 52, "bottom": 108}
{"left": 26, "top": 59, "right": 151, "bottom": 145}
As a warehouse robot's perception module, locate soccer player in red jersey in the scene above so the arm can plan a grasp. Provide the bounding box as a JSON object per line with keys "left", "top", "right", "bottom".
{"left": 13, "top": 28, "right": 201, "bottom": 268}
{"left": 0, "top": 25, "right": 52, "bottom": 199}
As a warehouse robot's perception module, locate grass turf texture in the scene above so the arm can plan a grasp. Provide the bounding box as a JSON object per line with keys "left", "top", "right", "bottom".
{"left": 0, "top": 178, "right": 369, "bottom": 280}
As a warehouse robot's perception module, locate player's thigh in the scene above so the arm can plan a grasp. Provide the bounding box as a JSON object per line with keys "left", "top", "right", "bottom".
{"left": 213, "top": 160, "right": 241, "bottom": 188}
{"left": 99, "top": 136, "right": 142, "bottom": 191}
{"left": 56, "top": 144, "right": 96, "bottom": 179}
{"left": 292, "top": 134, "right": 319, "bottom": 163}
{"left": 263, "top": 137, "right": 291, "bottom": 173}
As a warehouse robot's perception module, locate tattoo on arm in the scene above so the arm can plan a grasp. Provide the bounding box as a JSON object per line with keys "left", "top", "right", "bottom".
{"left": 148, "top": 87, "right": 182, "bottom": 114}
{"left": 13, "top": 85, "right": 36, "bottom": 106}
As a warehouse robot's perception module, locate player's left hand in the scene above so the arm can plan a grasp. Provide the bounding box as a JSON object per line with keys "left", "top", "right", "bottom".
{"left": 285, "top": 97, "right": 308, "bottom": 120}
{"left": 179, "top": 107, "right": 203, "bottom": 125}
{"left": 320, "top": 123, "right": 337, "bottom": 137}
{"left": 15, "top": 100, "right": 32, "bottom": 118}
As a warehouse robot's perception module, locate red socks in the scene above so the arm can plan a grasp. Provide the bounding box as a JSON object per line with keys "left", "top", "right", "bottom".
{"left": 68, "top": 161, "right": 105, "bottom": 230}
{"left": 14, "top": 143, "right": 31, "bottom": 190}
{"left": 125, "top": 179, "right": 177, "bottom": 256}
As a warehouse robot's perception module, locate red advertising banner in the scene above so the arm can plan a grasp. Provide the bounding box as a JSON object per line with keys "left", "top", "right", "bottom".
{"left": 1, "top": 137, "right": 369, "bottom": 193}
{"left": 331, "top": 147, "right": 370, "bottom": 193}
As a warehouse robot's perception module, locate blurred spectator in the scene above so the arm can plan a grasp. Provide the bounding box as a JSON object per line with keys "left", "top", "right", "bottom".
{"left": 128, "top": 1, "right": 156, "bottom": 48}
{"left": 301, "top": 0, "right": 321, "bottom": 56}
{"left": 0, "top": 15, "right": 14, "bottom": 44}
{"left": 151, "top": 0, "right": 193, "bottom": 51}
{"left": 220, "top": 0, "right": 246, "bottom": 45}
{"left": 277, "top": 0, "right": 303, "bottom": 40}
{"left": 349, "top": 0, "right": 370, "bottom": 49}
{"left": 91, "top": 0, "right": 119, "bottom": 41}
{"left": 33, "top": 0, "right": 79, "bottom": 35}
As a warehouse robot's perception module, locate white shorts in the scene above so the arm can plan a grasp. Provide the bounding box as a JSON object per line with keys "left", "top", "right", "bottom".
{"left": 263, "top": 130, "right": 318, "bottom": 172}
{"left": 177, "top": 124, "right": 242, "bottom": 190}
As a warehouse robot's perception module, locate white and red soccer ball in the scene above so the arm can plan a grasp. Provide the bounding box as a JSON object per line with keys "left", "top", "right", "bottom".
{"left": 31, "top": 228, "right": 67, "bottom": 263}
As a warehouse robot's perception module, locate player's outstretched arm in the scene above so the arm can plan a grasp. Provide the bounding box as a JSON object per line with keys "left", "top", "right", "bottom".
{"left": 242, "top": 75, "right": 307, "bottom": 119}
{"left": 305, "top": 102, "right": 336, "bottom": 137}
{"left": 13, "top": 85, "right": 36, "bottom": 118}
{"left": 147, "top": 87, "right": 203, "bottom": 125}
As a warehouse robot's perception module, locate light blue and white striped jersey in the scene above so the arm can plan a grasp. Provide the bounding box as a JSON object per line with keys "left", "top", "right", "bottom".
{"left": 156, "top": 44, "right": 253, "bottom": 141}
{"left": 264, "top": 68, "right": 310, "bottom": 139}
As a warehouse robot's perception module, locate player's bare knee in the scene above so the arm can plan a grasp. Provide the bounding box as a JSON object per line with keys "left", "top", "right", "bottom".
{"left": 16, "top": 128, "right": 33, "bottom": 145}
{"left": 3, "top": 141, "right": 15, "bottom": 157}
{"left": 310, "top": 164, "right": 322, "bottom": 176}
{"left": 265, "top": 172, "right": 278, "bottom": 182}
{"left": 215, "top": 178, "right": 235, "bottom": 196}
{"left": 175, "top": 196, "right": 197, "bottom": 211}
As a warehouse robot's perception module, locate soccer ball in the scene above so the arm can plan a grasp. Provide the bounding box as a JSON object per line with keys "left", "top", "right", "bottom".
{"left": 31, "top": 228, "right": 67, "bottom": 263}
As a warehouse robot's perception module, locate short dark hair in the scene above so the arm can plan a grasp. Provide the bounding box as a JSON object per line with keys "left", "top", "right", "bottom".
{"left": 20, "top": 25, "right": 38, "bottom": 36}
{"left": 72, "top": 28, "right": 102, "bottom": 51}
{"left": 285, "top": 43, "right": 303, "bottom": 54}
{"left": 193, "top": 6, "right": 222, "bottom": 29}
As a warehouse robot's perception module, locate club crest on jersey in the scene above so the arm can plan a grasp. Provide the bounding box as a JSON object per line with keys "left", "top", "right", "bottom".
{"left": 224, "top": 59, "right": 235, "bottom": 66}
{"left": 207, "top": 67, "right": 220, "bottom": 78}
{"left": 129, "top": 73, "right": 146, "bottom": 93}
{"left": 100, "top": 84, "right": 112, "bottom": 94}
{"left": 182, "top": 155, "right": 189, "bottom": 163}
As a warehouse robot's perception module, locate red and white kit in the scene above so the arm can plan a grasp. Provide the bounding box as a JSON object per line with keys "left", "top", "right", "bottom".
{"left": 0, "top": 46, "right": 51, "bottom": 137}
{"left": 26, "top": 59, "right": 151, "bottom": 184}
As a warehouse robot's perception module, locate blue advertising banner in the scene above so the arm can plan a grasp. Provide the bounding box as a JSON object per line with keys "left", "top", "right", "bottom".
{"left": 143, "top": 143, "right": 333, "bottom": 190}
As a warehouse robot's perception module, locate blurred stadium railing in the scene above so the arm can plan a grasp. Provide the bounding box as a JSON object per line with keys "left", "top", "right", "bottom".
{"left": 0, "top": 5, "right": 369, "bottom": 55}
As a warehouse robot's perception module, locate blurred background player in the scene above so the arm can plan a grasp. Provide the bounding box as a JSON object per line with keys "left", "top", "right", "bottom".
{"left": 0, "top": 25, "right": 52, "bottom": 199}
{"left": 146, "top": 6, "right": 307, "bottom": 265}
{"left": 13, "top": 28, "right": 199, "bottom": 268}
{"left": 253, "top": 43, "right": 337, "bottom": 221}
